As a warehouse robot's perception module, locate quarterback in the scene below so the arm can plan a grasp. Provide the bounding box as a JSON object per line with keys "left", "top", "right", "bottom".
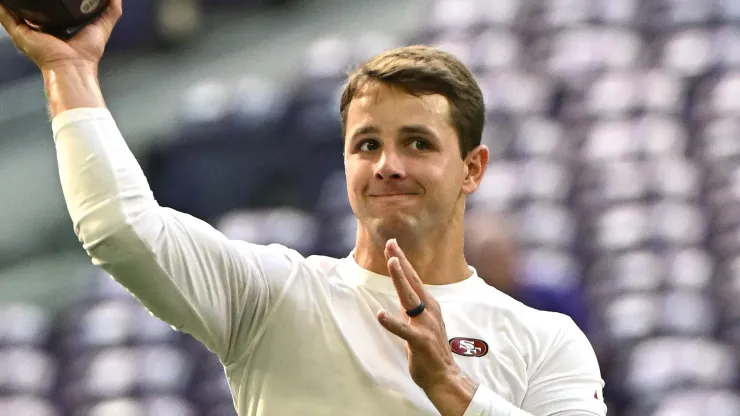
{"left": 0, "top": 1, "right": 607, "bottom": 415}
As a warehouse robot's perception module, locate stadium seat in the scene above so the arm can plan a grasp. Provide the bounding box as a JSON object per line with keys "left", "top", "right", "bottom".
{"left": 647, "top": 389, "right": 740, "bottom": 416}
{"left": 0, "top": 347, "right": 58, "bottom": 397}
{"left": 626, "top": 337, "right": 738, "bottom": 396}
{"left": 79, "top": 395, "right": 198, "bottom": 416}
{"left": 218, "top": 207, "right": 319, "bottom": 255}
{"left": 0, "top": 303, "right": 53, "bottom": 348}
{"left": 0, "top": 396, "right": 60, "bottom": 416}
{"left": 58, "top": 299, "right": 179, "bottom": 355}
{"left": 59, "top": 346, "right": 193, "bottom": 410}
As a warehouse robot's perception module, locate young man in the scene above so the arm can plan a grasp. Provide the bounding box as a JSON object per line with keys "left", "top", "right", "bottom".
{"left": 0, "top": 1, "right": 607, "bottom": 415}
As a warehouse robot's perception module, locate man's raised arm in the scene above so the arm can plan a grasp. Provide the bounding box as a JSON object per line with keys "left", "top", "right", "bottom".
{"left": 0, "top": 1, "right": 300, "bottom": 365}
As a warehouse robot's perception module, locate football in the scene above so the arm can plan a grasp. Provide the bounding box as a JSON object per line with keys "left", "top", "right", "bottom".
{"left": 0, "top": 0, "right": 110, "bottom": 38}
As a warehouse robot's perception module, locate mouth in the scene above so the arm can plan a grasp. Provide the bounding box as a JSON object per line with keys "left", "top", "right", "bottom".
{"left": 368, "top": 193, "right": 419, "bottom": 198}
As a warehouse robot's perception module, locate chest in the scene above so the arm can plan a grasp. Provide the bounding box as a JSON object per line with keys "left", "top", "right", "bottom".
{"left": 256, "top": 284, "right": 530, "bottom": 410}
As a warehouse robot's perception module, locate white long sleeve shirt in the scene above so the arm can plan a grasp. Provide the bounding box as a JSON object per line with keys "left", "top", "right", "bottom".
{"left": 52, "top": 107, "right": 608, "bottom": 416}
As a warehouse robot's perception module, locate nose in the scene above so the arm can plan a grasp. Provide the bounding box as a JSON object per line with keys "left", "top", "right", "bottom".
{"left": 374, "top": 149, "right": 406, "bottom": 180}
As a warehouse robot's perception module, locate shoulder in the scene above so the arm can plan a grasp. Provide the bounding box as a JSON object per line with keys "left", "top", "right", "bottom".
{"left": 460, "top": 283, "right": 593, "bottom": 368}
{"left": 463, "top": 281, "right": 574, "bottom": 336}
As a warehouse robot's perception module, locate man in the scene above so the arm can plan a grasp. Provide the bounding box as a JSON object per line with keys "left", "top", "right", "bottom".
{"left": 0, "top": 1, "right": 607, "bottom": 415}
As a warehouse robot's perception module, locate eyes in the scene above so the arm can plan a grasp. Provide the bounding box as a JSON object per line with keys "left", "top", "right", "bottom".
{"left": 356, "top": 138, "right": 432, "bottom": 153}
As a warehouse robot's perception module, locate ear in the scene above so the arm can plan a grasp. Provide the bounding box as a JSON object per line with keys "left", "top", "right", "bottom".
{"left": 461, "top": 145, "right": 489, "bottom": 196}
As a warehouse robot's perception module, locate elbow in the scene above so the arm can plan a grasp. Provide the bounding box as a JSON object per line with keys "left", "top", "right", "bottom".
{"left": 75, "top": 200, "right": 165, "bottom": 265}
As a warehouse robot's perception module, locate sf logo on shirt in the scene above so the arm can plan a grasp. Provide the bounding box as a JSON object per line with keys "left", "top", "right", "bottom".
{"left": 449, "top": 337, "right": 489, "bottom": 357}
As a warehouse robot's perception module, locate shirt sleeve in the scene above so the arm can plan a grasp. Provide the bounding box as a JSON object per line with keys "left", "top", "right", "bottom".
{"left": 52, "top": 107, "right": 302, "bottom": 365}
{"left": 464, "top": 317, "right": 607, "bottom": 416}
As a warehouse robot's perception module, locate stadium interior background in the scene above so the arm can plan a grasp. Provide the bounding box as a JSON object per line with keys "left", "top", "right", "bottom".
{"left": 2, "top": 0, "right": 740, "bottom": 414}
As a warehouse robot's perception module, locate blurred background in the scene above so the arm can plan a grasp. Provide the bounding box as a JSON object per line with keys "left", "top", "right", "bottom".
{"left": 1, "top": 0, "right": 740, "bottom": 414}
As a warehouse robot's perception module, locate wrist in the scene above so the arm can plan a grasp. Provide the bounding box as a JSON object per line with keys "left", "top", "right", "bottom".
{"left": 42, "top": 61, "right": 106, "bottom": 118}
{"left": 424, "top": 372, "right": 479, "bottom": 416}
{"left": 41, "top": 59, "right": 98, "bottom": 75}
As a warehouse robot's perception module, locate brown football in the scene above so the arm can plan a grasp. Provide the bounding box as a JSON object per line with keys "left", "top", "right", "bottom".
{"left": 0, "top": 0, "right": 109, "bottom": 37}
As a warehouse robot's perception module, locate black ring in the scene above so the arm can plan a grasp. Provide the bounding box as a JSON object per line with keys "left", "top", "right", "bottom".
{"left": 405, "top": 301, "right": 426, "bottom": 317}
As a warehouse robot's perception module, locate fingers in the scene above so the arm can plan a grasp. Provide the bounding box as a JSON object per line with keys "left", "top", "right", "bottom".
{"left": 86, "top": 0, "right": 123, "bottom": 41}
{"left": 386, "top": 239, "right": 427, "bottom": 303}
{"left": 102, "top": 0, "right": 123, "bottom": 29}
{"left": 377, "top": 309, "right": 421, "bottom": 342}
{"left": 388, "top": 257, "right": 422, "bottom": 311}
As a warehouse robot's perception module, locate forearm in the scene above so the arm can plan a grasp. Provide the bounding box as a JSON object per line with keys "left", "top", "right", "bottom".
{"left": 426, "top": 373, "right": 479, "bottom": 416}
{"left": 42, "top": 62, "right": 106, "bottom": 117}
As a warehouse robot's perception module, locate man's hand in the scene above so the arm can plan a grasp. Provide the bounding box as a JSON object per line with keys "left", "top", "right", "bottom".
{"left": 0, "top": 0, "right": 122, "bottom": 71}
{"left": 377, "top": 239, "right": 479, "bottom": 416}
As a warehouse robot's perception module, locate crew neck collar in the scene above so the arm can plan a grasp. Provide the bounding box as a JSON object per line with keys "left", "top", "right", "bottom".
{"left": 339, "top": 250, "right": 484, "bottom": 298}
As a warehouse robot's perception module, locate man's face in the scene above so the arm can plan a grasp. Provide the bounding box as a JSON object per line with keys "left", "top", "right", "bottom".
{"left": 343, "top": 81, "right": 487, "bottom": 242}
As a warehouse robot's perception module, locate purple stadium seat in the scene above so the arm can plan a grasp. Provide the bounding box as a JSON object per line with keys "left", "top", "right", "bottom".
{"left": 60, "top": 346, "right": 193, "bottom": 410}
{"left": 594, "top": 203, "right": 651, "bottom": 251}
{"left": 625, "top": 338, "right": 737, "bottom": 398}
{"left": 576, "top": 160, "right": 648, "bottom": 215}
{"left": 468, "top": 162, "right": 520, "bottom": 212}
{"left": 648, "top": 158, "right": 702, "bottom": 200}
{"left": 224, "top": 75, "right": 288, "bottom": 146}
{"left": 586, "top": 71, "right": 641, "bottom": 118}
{"left": 582, "top": 120, "right": 641, "bottom": 161}
{"left": 59, "top": 299, "right": 179, "bottom": 355}
{"left": 426, "top": 0, "right": 480, "bottom": 35}
{"left": 0, "top": 303, "right": 53, "bottom": 348}
{"left": 217, "top": 207, "right": 319, "bottom": 255}
{"left": 0, "top": 347, "right": 58, "bottom": 397}
{"left": 650, "top": 201, "right": 707, "bottom": 246}
{"left": 510, "top": 117, "right": 568, "bottom": 161}
{"left": 591, "top": 250, "right": 663, "bottom": 292}
{"left": 647, "top": 389, "right": 740, "bottom": 416}
{"left": 640, "top": 70, "right": 685, "bottom": 114}
{"left": 79, "top": 395, "right": 197, "bottom": 416}
{"left": 517, "top": 201, "right": 577, "bottom": 248}
{"left": 0, "top": 396, "right": 59, "bottom": 416}
{"left": 659, "top": 29, "right": 714, "bottom": 78}
{"left": 593, "top": 0, "right": 639, "bottom": 25}
{"left": 636, "top": 115, "right": 688, "bottom": 157}
{"left": 601, "top": 294, "right": 660, "bottom": 345}
{"left": 519, "top": 160, "right": 572, "bottom": 202}
{"left": 663, "top": 248, "right": 715, "bottom": 291}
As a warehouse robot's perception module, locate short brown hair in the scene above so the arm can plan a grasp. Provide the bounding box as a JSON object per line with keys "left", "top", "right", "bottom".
{"left": 339, "top": 45, "right": 485, "bottom": 158}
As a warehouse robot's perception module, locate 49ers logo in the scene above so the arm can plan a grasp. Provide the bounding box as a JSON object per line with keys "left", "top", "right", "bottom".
{"left": 449, "top": 337, "right": 489, "bottom": 357}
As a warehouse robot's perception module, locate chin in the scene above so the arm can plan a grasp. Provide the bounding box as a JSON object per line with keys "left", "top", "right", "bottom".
{"left": 370, "top": 214, "right": 419, "bottom": 243}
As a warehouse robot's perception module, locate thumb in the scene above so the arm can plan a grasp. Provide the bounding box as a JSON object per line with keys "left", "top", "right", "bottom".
{"left": 75, "top": 0, "right": 122, "bottom": 42}
{"left": 96, "top": 0, "right": 123, "bottom": 40}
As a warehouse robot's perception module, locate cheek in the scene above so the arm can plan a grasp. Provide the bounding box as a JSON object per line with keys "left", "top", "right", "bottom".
{"left": 428, "top": 162, "right": 463, "bottom": 194}
{"left": 344, "top": 166, "right": 366, "bottom": 197}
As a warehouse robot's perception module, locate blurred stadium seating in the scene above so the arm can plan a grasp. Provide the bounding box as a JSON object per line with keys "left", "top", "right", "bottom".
{"left": 3, "top": 0, "right": 740, "bottom": 414}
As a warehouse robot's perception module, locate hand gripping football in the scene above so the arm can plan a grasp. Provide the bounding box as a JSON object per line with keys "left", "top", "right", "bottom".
{"left": 0, "top": 0, "right": 110, "bottom": 38}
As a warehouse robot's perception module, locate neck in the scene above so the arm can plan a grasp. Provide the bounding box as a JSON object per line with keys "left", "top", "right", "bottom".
{"left": 353, "top": 216, "right": 471, "bottom": 286}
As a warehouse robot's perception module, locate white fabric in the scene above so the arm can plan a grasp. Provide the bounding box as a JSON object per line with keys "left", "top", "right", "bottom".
{"left": 52, "top": 107, "right": 607, "bottom": 416}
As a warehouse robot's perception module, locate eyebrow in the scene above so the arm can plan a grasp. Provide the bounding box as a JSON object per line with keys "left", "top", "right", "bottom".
{"left": 349, "top": 124, "right": 437, "bottom": 142}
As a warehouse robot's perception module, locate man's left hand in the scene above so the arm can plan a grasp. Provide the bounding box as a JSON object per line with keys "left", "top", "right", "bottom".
{"left": 377, "top": 238, "right": 478, "bottom": 413}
